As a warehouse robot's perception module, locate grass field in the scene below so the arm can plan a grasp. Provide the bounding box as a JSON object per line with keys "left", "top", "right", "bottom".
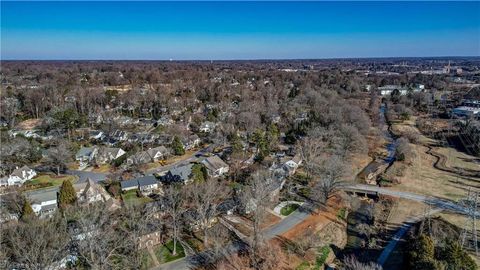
{"left": 25, "top": 174, "right": 77, "bottom": 190}
{"left": 155, "top": 240, "right": 185, "bottom": 263}
{"left": 121, "top": 190, "right": 153, "bottom": 206}
{"left": 281, "top": 203, "right": 300, "bottom": 216}
{"left": 392, "top": 144, "right": 480, "bottom": 201}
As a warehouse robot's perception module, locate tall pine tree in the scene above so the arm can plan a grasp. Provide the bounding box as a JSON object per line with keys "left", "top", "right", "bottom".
{"left": 59, "top": 179, "right": 77, "bottom": 208}
{"left": 172, "top": 136, "right": 185, "bottom": 156}
{"left": 21, "top": 200, "right": 35, "bottom": 220}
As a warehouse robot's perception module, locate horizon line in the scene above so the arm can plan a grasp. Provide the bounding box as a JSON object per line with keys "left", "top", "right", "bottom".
{"left": 2, "top": 55, "right": 480, "bottom": 62}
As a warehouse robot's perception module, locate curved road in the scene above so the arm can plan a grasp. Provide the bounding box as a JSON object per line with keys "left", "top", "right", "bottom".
{"left": 154, "top": 203, "right": 312, "bottom": 270}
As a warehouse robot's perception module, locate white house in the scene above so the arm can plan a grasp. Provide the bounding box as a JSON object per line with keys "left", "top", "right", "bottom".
{"left": 25, "top": 188, "right": 58, "bottom": 217}
{"left": 1, "top": 166, "right": 37, "bottom": 186}
{"left": 138, "top": 176, "right": 160, "bottom": 195}
{"left": 283, "top": 154, "right": 303, "bottom": 175}
{"left": 199, "top": 121, "right": 216, "bottom": 133}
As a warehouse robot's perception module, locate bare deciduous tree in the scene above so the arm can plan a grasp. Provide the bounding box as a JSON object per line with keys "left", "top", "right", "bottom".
{"left": 311, "top": 155, "right": 347, "bottom": 204}
{"left": 187, "top": 178, "right": 228, "bottom": 247}
{"left": 163, "top": 184, "right": 187, "bottom": 256}
{"left": 2, "top": 215, "right": 70, "bottom": 269}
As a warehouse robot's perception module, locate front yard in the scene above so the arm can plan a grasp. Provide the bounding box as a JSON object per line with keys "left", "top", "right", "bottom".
{"left": 155, "top": 240, "right": 185, "bottom": 263}
{"left": 25, "top": 174, "right": 77, "bottom": 190}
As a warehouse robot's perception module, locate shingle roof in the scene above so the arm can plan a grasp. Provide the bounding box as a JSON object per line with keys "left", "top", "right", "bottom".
{"left": 169, "top": 163, "right": 193, "bottom": 181}
{"left": 137, "top": 175, "right": 158, "bottom": 187}
{"left": 120, "top": 179, "right": 139, "bottom": 189}
{"left": 201, "top": 156, "right": 228, "bottom": 172}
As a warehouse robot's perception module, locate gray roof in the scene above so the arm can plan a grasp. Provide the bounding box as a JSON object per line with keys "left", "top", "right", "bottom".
{"left": 120, "top": 179, "right": 139, "bottom": 189}
{"left": 169, "top": 163, "right": 193, "bottom": 181}
{"left": 76, "top": 147, "right": 95, "bottom": 158}
{"left": 25, "top": 188, "right": 58, "bottom": 204}
{"left": 201, "top": 155, "right": 228, "bottom": 172}
{"left": 137, "top": 175, "right": 158, "bottom": 187}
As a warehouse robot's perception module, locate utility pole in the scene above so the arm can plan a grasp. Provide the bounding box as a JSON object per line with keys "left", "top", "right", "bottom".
{"left": 460, "top": 188, "right": 479, "bottom": 256}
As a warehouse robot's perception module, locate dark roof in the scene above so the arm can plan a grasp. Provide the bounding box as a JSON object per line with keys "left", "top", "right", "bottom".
{"left": 137, "top": 175, "right": 158, "bottom": 187}
{"left": 120, "top": 179, "right": 139, "bottom": 189}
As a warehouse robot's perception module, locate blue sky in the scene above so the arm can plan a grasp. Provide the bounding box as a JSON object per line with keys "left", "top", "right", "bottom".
{"left": 1, "top": 1, "right": 479, "bottom": 60}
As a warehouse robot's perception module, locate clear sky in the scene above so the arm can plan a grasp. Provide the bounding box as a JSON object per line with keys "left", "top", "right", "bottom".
{"left": 1, "top": 1, "right": 479, "bottom": 60}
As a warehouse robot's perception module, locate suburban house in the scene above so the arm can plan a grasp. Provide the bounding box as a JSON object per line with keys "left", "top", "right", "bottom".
{"left": 75, "top": 147, "right": 98, "bottom": 168}
{"left": 95, "top": 147, "right": 126, "bottom": 164}
{"left": 25, "top": 188, "right": 58, "bottom": 217}
{"left": 138, "top": 229, "right": 162, "bottom": 250}
{"left": 0, "top": 166, "right": 37, "bottom": 186}
{"left": 109, "top": 130, "right": 129, "bottom": 142}
{"left": 126, "top": 146, "right": 169, "bottom": 165}
{"left": 120, "top": 179, "right": 139, "bottom": 192}
{"left": 200, "top": 155, "right": 229, "bottom": 177}
{"left": 161, "top": 163, "right": 194, "bottom": 184}
{"left": 138, "top": 175, "right": 161, "bottom": 195}
{"left": 199, "top": 121, "right": 216, "bottom": 133}
{"left": 182, "top": 134, "right": 201, "bottom": 150}
{"left": 74, "top": 178, "right": 112, "bottom": 205}
{"left": 120, "top": 176, "right": 160, "bottom": 195}
{"left": 89, "top": 130, "right": 104, "bottom": 140}
{"left": 283, "top": 154, "right": 303, "bottom": 175}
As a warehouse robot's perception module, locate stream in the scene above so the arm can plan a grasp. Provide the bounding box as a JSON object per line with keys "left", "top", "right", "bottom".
{"left": 346, "top": 103, "right": 398, "bottom": 251}
{"left": 356, "top": 103, "right": 398, "bottom": 183}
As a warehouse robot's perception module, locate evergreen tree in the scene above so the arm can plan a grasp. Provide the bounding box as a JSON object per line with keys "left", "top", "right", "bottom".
{"left": 191, "top": 163, "right": 208, "bottom": 182}
{"left": 20, "top": 200, "right": 35, "bottom": 220}
{"left": 230, "top": 132, "right": 243, "bottom": 154}
{"left": 172, "top": 136, "right": 185, "bottom": 156}
{"left": 58, "top": 179, "right": 77, "bottom": 208}
{"left": 438, "top": 240, "right": 477, "bottom": 270}
{"left": 253, "top": 129, "right": 269, "bottom": 162}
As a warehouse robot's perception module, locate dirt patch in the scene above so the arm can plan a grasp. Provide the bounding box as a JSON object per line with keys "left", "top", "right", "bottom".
{"left": 16, "top": 118, "right": 42, "bottom": 130}
{"left": 281, "top": 195, "right": 345, "bottom": 241}
{"left": 260, "top": 212, "right": 282, "bottom": 229}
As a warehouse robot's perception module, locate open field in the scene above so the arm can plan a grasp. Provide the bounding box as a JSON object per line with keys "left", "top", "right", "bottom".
{"left": 392, "top": 144, "right": 480, "bottom": 201}
{"left": 390, "top": 116, "right": 434, "bottom": 145}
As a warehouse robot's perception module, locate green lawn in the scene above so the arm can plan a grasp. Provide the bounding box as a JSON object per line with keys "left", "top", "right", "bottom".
{"left": 25, "top": 174, "right": 76, "bottom": 190}
{"left": 121, "top": 190, "right": 153, "bottom": 206}
{"left": 154, "top": 240, "right": 185, "bottom": 263}
{"left": 337, "top": 208, "right": 347, "bottom": 221}
{"left": 280, "top": 203, "right": 300, "bottom": 216}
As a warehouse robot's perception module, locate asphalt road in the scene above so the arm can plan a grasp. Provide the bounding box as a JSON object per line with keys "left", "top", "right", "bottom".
{"left": 376, "top": 208, "right": 442, "bottom": 266}
{"left": 154, "top": 204, "right": 313, "bottom": 270}
{"left": 67, "top": 170, "right": 109, "bottom": 183}
{"left": 342, "top": 184, "right": 479, "bottom": 216}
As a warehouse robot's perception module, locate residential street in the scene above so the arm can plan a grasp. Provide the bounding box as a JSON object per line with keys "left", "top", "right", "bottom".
{"left": 154, "top": 204, "right": 313, "bottom": 270}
